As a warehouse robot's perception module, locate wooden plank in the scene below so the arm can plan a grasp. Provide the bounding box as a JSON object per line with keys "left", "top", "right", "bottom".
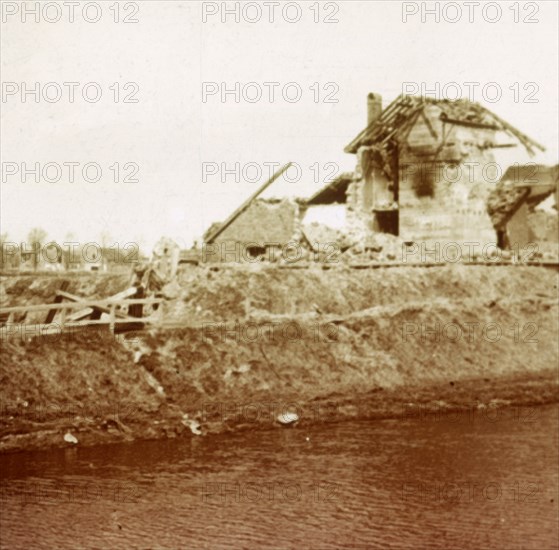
{"left": 67, "top": 307, "right": 95, "bottom": 322}
{"left": 57, "top": 287, "right": 137, "bottom": 303}
{"left": 56, "top": 289, "right": 89, "bottom": 302}
{"left": 109, "top": 304, "right": 116, "bottom": 333}
{"left": 483, "top": 109, "right": 545, "bottom": 154}
{"left": 63, "top": 287, "right": 138, "bottom": 321}
{"left": 439, "top": 115, "right": 500, "bottom": 131}
{"left": 44, "top": 280, "right": 70, "bottom": 323}
{"left": 59, "top": 305, "right": 67, "bottom": 330}
{"left": 419, "top": 109, "right": 438, "bottom": 140}
{"left": 103, "top": 287, "right": 139, "bottom": 301}
{"left": 59, "top": 288, "right": 139, "bottom": 321}
{"left": 0, "top": 318, "right": 154, "bottom": 340}
{"left": 0, "top": 298, "right": 162, "bottom": 315}
{"left": 128, "top": 286, "right": 144, "bottom": 318}
{"left": 381, "top": 105, "right": 424, "bottom": 145}
{"left": 344, "top": 94, "right": 407, "bottom": 153}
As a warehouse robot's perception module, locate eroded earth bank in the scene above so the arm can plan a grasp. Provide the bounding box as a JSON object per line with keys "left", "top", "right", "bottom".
{"left": 1, "top": 264, "right": 557, "bottom": 453}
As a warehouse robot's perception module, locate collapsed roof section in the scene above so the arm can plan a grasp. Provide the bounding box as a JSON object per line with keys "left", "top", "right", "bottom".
{"left": 501, "top": 164, "right": 559, "bottom": 188}
{"left": 306, "top": 172, "right": 354, "bottom": 205}
{"left": 344, "top": 94, "right": 546, "bottom": 157}
{"left": 487, "top": 164, "right": 558, "bottom": 229}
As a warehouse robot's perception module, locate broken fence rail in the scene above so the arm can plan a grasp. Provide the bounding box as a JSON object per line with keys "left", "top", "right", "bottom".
{"left": 0, "top": 297, "right": 164, "bottom": 338}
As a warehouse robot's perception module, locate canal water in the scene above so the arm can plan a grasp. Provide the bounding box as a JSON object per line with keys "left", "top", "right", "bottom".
{"left": 1, "top": 404, "right": 558, "bottom": 549}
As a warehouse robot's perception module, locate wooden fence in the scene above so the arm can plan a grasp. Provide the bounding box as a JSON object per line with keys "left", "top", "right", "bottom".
{"left": 0, "top": 297, "right": 163, "bottom": 339}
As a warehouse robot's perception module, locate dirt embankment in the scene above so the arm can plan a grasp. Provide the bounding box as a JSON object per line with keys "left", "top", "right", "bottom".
{"left": 1, "top": 265, "right": 558, "bottom": 453}
{"left": 163, "top": 263, "right": 558, "bottom": 320}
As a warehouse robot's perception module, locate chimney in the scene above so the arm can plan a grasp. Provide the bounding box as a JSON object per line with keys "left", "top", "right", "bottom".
{"left": 367, "top": 93, "right": 382, "bottom": 126}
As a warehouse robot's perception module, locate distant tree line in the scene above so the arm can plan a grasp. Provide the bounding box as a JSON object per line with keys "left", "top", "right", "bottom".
{"left": 0, "top": 229, "right": 145, "bottom": 271}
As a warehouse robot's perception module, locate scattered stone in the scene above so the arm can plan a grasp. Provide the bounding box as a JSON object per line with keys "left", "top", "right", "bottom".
{"left": 277, "top": 411, "right": 299, "bottom": 425}
{"left": 182, "top": 414, "right": 202, "bottom": 435}
{"left": 63, "top": 432, "right": 78, "bottom": 444}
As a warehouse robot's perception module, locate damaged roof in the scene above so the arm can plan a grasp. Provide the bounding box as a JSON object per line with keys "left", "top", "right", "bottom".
{"left": 487, "top": 164, "right": 558, "bottom": 228}
{"left": 344, "top": 94, "right": 546, "bottom": 156}
{"left": 307, "top": 172, "right": 354, "bottom": 205}
{"left": 500, "top": 164, "right": 559, "bottom": 188}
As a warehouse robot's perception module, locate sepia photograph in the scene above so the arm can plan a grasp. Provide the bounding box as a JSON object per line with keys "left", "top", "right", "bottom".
{"left": 0, "top": 1, "right": 558, "bottom": 548}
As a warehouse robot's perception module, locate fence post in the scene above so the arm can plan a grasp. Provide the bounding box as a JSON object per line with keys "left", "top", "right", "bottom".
{"left": 59, "top": 305, "right": 67, "bottom": 332}
{"left": 109, "top": 303, "right": 116, "bottom": 334}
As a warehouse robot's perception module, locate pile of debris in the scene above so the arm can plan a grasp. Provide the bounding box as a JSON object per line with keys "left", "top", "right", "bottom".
{"left": 486, "top": 181, "right": 531, "bottom": 230}
{"left": 342, "top": 232, "right": 405, "bottom": 262}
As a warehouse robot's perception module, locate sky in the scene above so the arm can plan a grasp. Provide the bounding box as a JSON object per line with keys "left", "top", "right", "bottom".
{"left": 1, "top": 0, "right": 558, "bottom": 253}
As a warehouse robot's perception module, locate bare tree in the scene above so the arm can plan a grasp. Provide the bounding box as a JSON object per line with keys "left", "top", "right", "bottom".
{"left": 0, "top": 232, "right": 10, "bottom": 269}
{"left": 99, "top": 230, "right": 112, "bottom": 248}
{"left": 62, "top": 232, "right": 78, "bottom": 268}
{"left": 99, "top": 230, "right": 113, "bottom": 268}
{"left": 27, "top": 227, "right": 48, "bottom": 271}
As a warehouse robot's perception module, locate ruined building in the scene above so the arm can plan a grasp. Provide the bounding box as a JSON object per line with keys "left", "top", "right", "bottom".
{"left": 340, "top": 93, "right": 546, "bottom": 244}
{"left": 202, "top": 198, "right": 307, "bottom": 261}
{"left": 487, "top": 164, "right": 558, "bottom": 253}
{"left": 201, "top": 93, "right": 554, "bottom": 261}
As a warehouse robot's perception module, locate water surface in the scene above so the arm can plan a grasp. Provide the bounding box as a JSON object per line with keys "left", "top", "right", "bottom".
{"left": 1, "top": 404, "right": 558, "bottom": 549}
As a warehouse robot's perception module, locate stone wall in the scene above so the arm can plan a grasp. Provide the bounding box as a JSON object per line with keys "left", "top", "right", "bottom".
{"left": 399, "top": 105, "right": 499, "bottom": 245}
{"left": 347, "top": 103, "right": 500, "bottom": 245}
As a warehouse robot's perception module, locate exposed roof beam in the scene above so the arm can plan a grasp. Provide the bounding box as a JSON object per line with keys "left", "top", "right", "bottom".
{"left": 205, "top": 163, "right": 292, "bottom": 244}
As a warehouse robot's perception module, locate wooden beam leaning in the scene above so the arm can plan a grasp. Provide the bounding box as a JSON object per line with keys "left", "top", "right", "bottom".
{"left": 205, "top": 162, "right": 293, "bottom": 244}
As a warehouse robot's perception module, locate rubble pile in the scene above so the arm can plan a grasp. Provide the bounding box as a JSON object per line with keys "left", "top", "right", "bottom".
{"left": 342, "top": 232, "right": 405, "bottom": 262}
{"left": 486, "top": 182, "right": 530, "bottom": 230}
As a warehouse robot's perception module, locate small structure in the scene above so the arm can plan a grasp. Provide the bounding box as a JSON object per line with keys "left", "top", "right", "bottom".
{"left": 342, "top": 93, "right": 545, "bottom": 245}
{"left": 487, "top": 164, "right": 558, "bottom": 254}
{"left": 202, "top": 163, "right": 308, "bottom": 262}
{"left": 203, "top": 198, "right": 307, "bottom": 261}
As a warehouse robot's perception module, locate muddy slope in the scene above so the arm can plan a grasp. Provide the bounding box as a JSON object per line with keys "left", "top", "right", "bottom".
{"left": 163, "top": 264, "right": 558, "bottom": 320}
{"left": 1, "top": 265, "right": 557, "bottom": 452}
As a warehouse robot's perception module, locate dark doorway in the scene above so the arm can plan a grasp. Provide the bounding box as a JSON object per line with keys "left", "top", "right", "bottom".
{"left": 373, "top": 210, "right": 399, "bottom": 236}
